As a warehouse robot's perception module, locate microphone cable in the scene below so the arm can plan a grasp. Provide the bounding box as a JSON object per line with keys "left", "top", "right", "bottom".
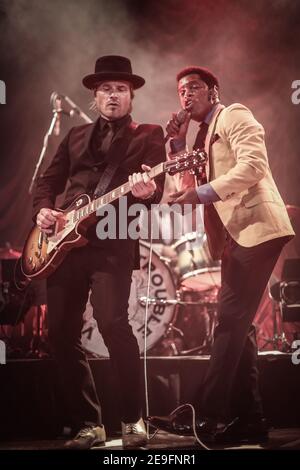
{"left": 142, "top": 208, "right": 154, "bottom": 440}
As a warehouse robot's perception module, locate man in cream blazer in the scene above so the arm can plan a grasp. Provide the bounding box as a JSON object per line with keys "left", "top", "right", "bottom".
{"left": 148, "top": 66, "right": 294, "bottom": 444}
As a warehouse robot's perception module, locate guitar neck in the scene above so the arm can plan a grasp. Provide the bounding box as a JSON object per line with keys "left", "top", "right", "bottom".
{"left": 96, "top": 161, "right": 165, "bottom": 206}
{"left": 73, "top": 161, "right": 166, "bottom": 222}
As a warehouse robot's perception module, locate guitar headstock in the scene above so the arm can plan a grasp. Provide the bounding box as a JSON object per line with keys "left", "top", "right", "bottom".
{"left": 165, "top": 150, "right": 207, "bottom": 176}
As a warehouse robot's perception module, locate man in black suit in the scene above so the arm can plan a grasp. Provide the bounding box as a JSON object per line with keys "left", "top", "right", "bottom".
{"left": 33, "top": 55, "right": 166, "bottom": 449}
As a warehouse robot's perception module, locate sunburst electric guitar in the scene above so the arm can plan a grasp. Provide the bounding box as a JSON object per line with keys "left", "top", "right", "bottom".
{"left": 21, "top": 150, "right": 207, "bottom": 280}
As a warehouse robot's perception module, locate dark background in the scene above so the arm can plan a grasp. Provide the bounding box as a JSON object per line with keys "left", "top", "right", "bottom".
{"left": 1, "top": 0, "right": 300, "bottom": 248}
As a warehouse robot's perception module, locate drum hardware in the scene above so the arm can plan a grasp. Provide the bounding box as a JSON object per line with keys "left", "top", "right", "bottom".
{"left": 139, "top": 296, "right": 179, "bottom": 306}
{"left": 258, "top": 259, "right": 300, "bottom": 352}
{"left": 279, "top": 260, "right": 300, "bottom": 323}
{"left": 26, "top": 303, "right": 49, "bottom": 359}
{"left": 174, "top": 303, "right": 217, "bottom": 356}
{"left": 21, "top": 278, "right": 49, "bottom": 358}
{"left": 257, "top": 297, "right": 292, "bottom": 352}
{"left": 178, "top": 344, "right": 211, "bottom": 356}
{"left": 156, "top": 323, "right": 186, "bottom": 356}
{"left": 253, "top": 209, "right": 300, "bottom": 351}
{"left": 139, "top": 285, "right": 219, "bottom": 356}
{"left": 138, "top": 293, "right": 213, "bottom": 356}
{"left": 138, "top": 295, "right": 218, "bottom": 308}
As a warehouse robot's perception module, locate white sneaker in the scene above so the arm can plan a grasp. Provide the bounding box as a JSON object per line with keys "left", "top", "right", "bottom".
{"left": 121, "top": 417, "right": 147, "bottom": 448}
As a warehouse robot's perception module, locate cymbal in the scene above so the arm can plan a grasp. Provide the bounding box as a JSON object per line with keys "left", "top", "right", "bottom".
{"left": 0, "top": 247, "right": 21, "bottom": 259}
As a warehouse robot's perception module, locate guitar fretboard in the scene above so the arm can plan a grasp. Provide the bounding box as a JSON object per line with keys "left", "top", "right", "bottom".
{"left": 73, "top": 162, "right": 166, "bottom": 223}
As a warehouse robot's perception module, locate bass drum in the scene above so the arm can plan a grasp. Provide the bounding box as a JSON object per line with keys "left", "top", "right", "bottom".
{"left": 81, "top": 241, "right": 176, "bottom": 357}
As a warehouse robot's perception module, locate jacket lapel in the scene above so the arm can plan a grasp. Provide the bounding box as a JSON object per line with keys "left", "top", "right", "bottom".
{"left": 80, "top": 118, "right": 99, "bottom": 159}
{"left": 204, "top": 103, "right": 225, "bottom": 181}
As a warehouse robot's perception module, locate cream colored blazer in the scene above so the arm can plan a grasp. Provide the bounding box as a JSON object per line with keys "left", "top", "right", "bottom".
{"left": 172, "top": 103, "right": 294, "bottom": 259}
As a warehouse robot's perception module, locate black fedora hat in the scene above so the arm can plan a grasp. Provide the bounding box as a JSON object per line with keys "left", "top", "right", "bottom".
{"left": 82, "top": 55, "right": 145, "bottom": 90}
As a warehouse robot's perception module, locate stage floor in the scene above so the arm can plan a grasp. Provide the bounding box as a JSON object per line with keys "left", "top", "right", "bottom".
{"left": 0, "top": 352, "right": 299, "bottom": 447}
{"left": 0, "top": 428, "right": 299, "bottom": 450}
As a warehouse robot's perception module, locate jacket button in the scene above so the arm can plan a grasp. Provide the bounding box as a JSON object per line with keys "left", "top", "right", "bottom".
{"left": 92, "top": 166, "right": 98, "bottom": 172}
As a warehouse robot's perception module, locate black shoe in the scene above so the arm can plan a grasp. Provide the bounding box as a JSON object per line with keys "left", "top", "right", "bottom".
{"left": 64, "top": 425, "right": 106, "bottom": 450}
{"left": 146, "top": 415, "right": 178, "bottom": 434}
{"left": 214, "top": 417, "right": 269, "bottom": 445}
{"left": 146, "top": 414, "right": 226, "bottom": 442}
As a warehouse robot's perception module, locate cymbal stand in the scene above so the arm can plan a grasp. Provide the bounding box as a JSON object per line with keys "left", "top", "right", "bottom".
{"left": 258, "top": 297, "right": 291, "bottom": 352}
{"left": 27, "top": 304, "right": 49, "bottom": 358}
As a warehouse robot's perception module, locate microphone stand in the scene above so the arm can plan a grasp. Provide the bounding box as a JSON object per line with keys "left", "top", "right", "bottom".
{"left": 63, "top": 94, "right": 93, "bottom": 124}
{"left": 28, "top": 108, "right": 60, "bottom": 195}
{"left": 28, "top": 93, "right": 93, "bottom": 195}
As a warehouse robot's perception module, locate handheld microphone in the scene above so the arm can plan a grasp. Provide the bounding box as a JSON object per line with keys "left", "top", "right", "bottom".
{"left": 164, "top": 108, "right": 188, "bottom": 143}
{"left": 176, "top": 108, "right": 188, "bottom": 124}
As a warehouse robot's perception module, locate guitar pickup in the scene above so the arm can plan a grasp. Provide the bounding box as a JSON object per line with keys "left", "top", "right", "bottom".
{"left": 38, "top": 231, "right": 44, "bottom": 249}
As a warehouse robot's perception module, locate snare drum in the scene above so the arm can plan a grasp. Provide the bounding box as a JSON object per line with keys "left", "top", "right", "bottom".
{"left": 81, "top": 241, "right": 176, "bottom": 357}
{"left": 173, "top": 232, "right": 221, "bottom": 291}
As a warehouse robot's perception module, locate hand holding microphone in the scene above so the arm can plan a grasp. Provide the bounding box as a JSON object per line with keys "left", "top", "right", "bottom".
{"left": 165, "top": 108, "right": 191, "bottom": 142}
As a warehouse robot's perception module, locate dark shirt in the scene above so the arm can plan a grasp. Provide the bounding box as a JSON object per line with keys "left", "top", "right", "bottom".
{"left": 32, "top": 113, "right": 166, "bottom": 267}
{"left": 91, "top": 114, "right": 132, "bottom": 166}
{"left": 86, "top": 114, "right": 134, "bottom": 249}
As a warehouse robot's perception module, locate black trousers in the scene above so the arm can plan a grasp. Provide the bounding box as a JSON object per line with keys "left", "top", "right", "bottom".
{"left": 201, "top": 234, "right": 290, "bottom": 421}
{"left": 47, "top": 245, "right": 141, "bottom": 430}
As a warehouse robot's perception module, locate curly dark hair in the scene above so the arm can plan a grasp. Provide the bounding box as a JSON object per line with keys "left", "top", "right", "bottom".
{"left": 176, "top": 66, "right": 219, "bottom": 89}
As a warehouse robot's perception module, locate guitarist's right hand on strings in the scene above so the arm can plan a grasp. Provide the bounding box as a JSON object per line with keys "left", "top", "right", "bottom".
{"left": 36, "top": 208, "right": 64, "bottom": 234}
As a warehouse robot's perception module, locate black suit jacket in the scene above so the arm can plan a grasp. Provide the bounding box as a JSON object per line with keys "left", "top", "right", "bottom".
{"left": 32, "top": 116, "right": 166, "bottom": 268}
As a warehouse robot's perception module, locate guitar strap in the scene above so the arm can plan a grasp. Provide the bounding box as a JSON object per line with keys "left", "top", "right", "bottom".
{"left": 93, "top": 121, "right": 139, "bottom": 198}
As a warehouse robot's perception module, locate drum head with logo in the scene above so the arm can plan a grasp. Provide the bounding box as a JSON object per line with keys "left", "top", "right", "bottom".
{"left": 81, "top": 242, "right": 176, "bottom": 357}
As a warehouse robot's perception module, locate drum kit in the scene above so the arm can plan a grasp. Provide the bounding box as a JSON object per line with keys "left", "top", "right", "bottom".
{"left": 0, "top": 232, "right": 220, "bottom": 359}
{"left": 81, "top": 205, "right": 300, "bottom": 357}
{"left": 82, "top": 233, "right": 221, "bottom": 358}
{"left": 2, "top": 203, "right": 300, "bottom": 358}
